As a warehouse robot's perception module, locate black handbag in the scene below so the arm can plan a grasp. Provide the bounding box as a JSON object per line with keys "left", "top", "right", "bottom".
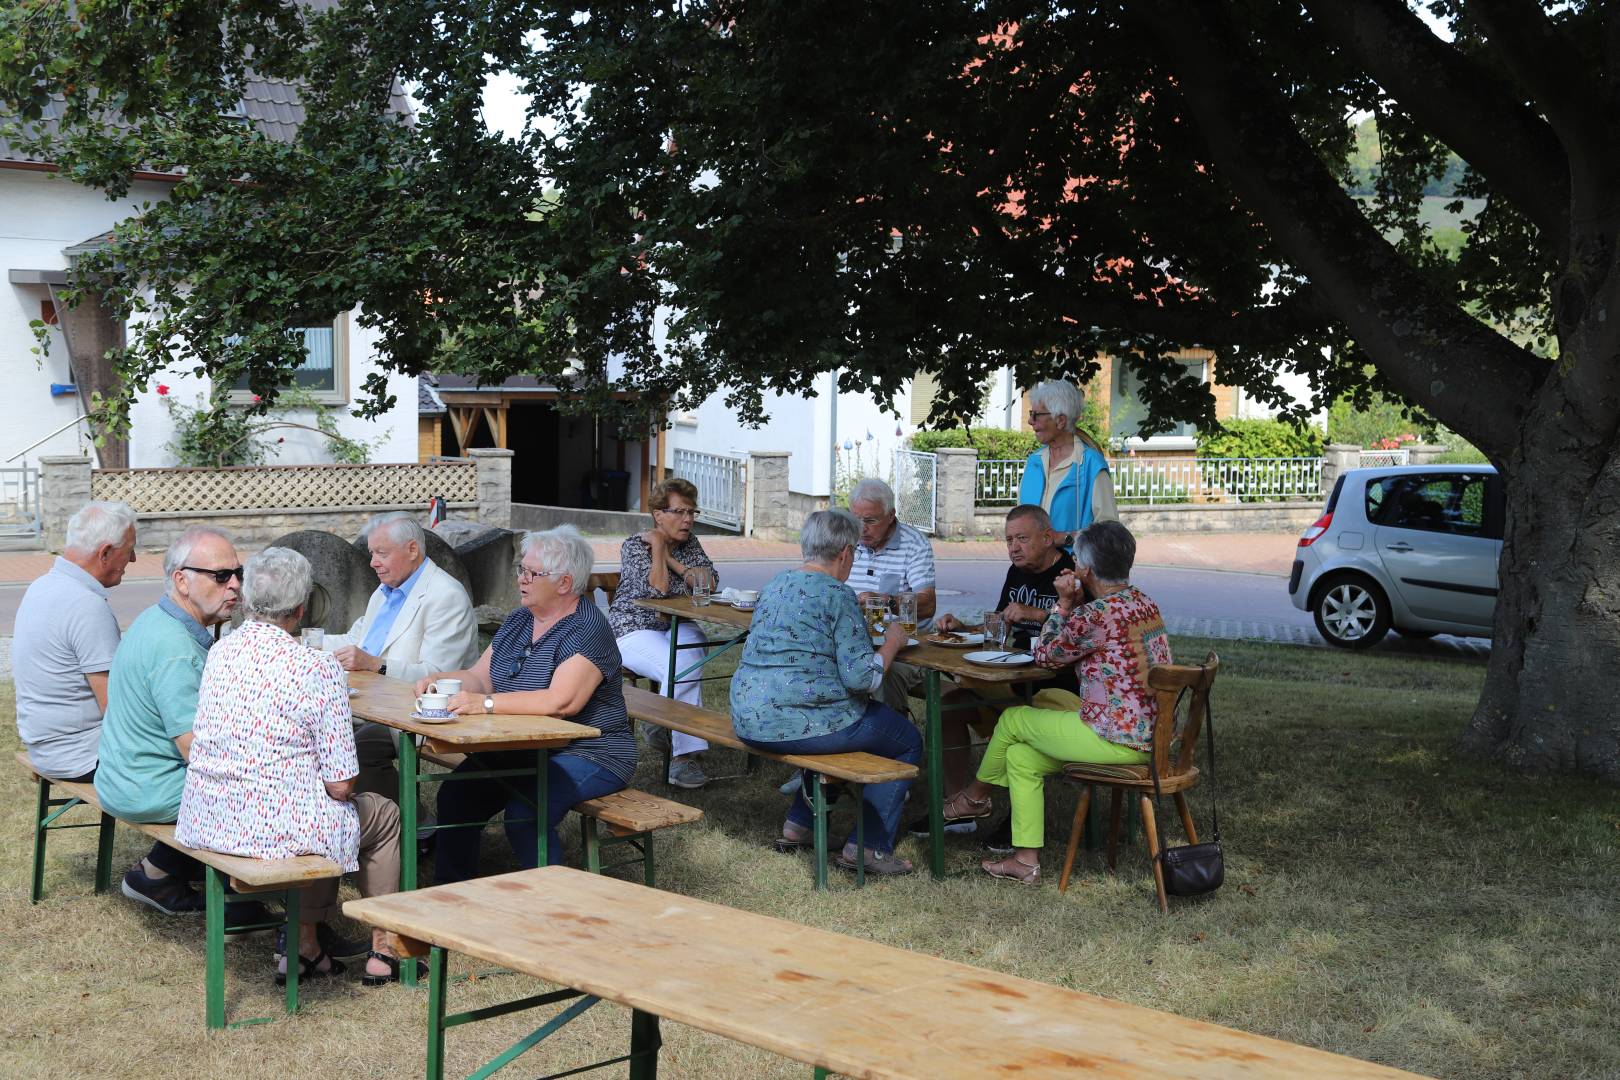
{"left": 1150, "top": 691, "right": 1224, "bottom": 897}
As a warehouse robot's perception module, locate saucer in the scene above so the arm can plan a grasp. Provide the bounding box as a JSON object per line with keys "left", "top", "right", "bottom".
{"left": 411, "top": 709, "right": 457, "bottom": 723}
{"left": 732, "top": 602, "right": 757, "bottom": 612}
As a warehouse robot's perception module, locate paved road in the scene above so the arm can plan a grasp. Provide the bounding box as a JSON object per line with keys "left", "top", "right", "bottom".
{"left": 0, "top": 557, "right": 1489, "bottom": 664}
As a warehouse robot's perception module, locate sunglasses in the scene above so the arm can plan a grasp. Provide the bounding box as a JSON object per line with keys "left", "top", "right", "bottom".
{"left": 183, "top": 565, "right": 244, "bottom": 584}
{"left": 508, "top": 641, "right": 536, "bottom": 680}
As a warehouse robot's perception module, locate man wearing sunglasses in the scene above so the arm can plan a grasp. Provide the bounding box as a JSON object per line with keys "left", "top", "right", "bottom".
{"left": 95, "top": 526, "right": 265, "bottom": 923}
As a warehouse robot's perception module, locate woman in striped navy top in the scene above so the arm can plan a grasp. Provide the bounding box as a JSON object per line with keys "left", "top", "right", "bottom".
{"left": 416, "top": 525, "right": 633, "bottom": 882}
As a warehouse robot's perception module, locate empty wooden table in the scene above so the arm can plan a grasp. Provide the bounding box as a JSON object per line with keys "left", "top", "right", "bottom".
{"left": 346, "top": 865, "right": 1428, "bottom": 1080}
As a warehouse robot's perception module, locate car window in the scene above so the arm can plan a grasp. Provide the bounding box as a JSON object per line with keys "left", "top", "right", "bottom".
{"left": 1377, "top": 474, "right": 1490, "bottom": 536}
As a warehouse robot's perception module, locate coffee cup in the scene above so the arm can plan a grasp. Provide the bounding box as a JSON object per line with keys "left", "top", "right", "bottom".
{"left": 735, "top": 589, "right": 760, "bottom": 605}
{"left": 416, "top": 692, "right": 450, "bottom": 714}
{"left": 432, "top": 679, "right": 462, "bottom": 697}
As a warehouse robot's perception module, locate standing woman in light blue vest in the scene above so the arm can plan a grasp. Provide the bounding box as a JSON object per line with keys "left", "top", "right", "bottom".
{"left": 1017, "top": 380, "right": 1117, "bottom": 546}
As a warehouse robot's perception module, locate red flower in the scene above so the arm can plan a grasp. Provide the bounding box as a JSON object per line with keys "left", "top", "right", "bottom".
{"left": 252, "top": 394, "right": 263, "bottom": 404}
{"left": 156, "top": 384, "right": 170, "bottom": 396}
{"left": 276, "top": 437, "right": 285, "bottom": 443}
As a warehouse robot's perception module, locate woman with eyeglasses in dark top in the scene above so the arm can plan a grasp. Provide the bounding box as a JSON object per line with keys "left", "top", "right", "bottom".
{"left": 415, "top": 525, "right": 633, "bottom": 882}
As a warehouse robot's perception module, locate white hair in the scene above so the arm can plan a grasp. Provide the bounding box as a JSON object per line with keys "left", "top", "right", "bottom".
{"left": 1029, "top": 379, "right": 1085, "bottom": 432}
{"left": 848, "top": 477, "right": 895, "bottom": 515}
{"left": 162, "top": 525, "right": 234, "bottom": 587}
{"left": 63, "top": 501, "right": 136, "bottom": 556}
{"left": 520, "top": 524, "right": 593, "bottom": 597}
{"left": 364, "top": 511, "right": 426, "bottom": 550}
{"left": 242, "top": 547, "right": 313, "bottom": 619}
{"left": 801, "top": 509, "right": 860, "bottom": 563}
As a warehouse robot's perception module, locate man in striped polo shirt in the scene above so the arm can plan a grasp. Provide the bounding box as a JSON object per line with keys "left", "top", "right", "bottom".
{"left": 848, "top": 478, "right": 936, "bottom": 718}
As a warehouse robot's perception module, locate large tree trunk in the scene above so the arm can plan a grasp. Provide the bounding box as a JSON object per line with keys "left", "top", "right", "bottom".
{"left": 1463, "top": 363, "right": 1620, "bottom": 781}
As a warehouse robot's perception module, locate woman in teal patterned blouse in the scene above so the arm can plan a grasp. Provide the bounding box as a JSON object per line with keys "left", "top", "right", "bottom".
{"left": 730, "top": 510, "right": 922, "bottom": 875}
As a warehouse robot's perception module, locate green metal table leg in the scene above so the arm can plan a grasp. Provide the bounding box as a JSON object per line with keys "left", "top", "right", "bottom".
{"left": 30, "top": 776, "right": 48, "bottom": 904}
{"left": 283, "top": 886, "right": 301, "bottom": 1016}
{"left": 814, "top": 1069, "right": 832, "bottom": 1079}
{"left": 925, "top": 669, "right": 945, "bottom": 879}
{"left": 93, "top": 811, "right": 115, "bottom": 893}
{"left": 662, "top": 618, "right": 681, "bottom": 778}
{"left": 853, "top": 782, "right": 865, "bottom": 888}
{"left": 535, "top": 748, "right": 550, "bottom": 867}
{"left": 643, "top": 832, "right": 657, "bottom": 888}
{"left": 425, "top": 947, "right": 448, "bottom": 1080}
{"left": 398, "top": 731, "right": 421, "bottom": 989}
{"left": 581, "top": 815, "right": 601, "bottom": 873}
{"left": 204, "top": 867, "right": 226, "bottom": 1030}
{"left": 812, "top": 774, "right": 829, "bottom": 892}
{"left": 629, "top": 1008, "right": 662, "bottom": 1080}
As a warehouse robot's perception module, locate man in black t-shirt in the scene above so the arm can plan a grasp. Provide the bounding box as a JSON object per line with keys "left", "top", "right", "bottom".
{"left": 922, "top": 506, "right": 1078, "bottom": 822}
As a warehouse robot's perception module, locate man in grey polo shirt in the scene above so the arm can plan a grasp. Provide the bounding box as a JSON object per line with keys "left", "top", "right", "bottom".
{"left": 14, "top": 501, "right": 138, "bottom": 781}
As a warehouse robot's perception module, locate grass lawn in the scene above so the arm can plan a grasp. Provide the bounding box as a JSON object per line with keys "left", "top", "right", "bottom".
{"left": 0, "top": 636, "right": 1615, "bottom": 1079}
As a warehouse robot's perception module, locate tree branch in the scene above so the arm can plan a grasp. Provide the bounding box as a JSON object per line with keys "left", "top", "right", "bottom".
{"left": 1304, "top": 0, "right": 1569, "bottom": 251}
{"left": 1467, "top": 0, "right": 1613, "bottom": 152}
{"left": 1138, "top": 0, "right": 1545, "bottom": 458}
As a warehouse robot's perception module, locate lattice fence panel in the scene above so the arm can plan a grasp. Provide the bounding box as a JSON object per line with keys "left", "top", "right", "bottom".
{"left": 91, "top": 462, "right": 478, "bottom": 513}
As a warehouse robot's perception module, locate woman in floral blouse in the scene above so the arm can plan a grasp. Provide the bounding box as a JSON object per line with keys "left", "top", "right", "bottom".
{"left": 176, "top": 547, "right": 412, "bottom": 986}
{"left": 608, "top": 477, "right": 720, "bottom": 789}
{"left": 940, "top": 521, "right": 1172, "bottom": 885}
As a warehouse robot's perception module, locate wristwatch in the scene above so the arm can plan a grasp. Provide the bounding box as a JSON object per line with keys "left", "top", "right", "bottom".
{"left": 484, "top": 696, "right": 496, "bottom": 714}
{"left": 378, "top": 662, "right": 387, "bottom": 676}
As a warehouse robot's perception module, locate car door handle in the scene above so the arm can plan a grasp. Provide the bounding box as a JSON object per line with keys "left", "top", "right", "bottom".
{"left": 1384, "top": 542, "right": 1414, "bottom": 553}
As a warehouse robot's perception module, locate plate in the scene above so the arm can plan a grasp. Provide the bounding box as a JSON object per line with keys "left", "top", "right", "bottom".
{"left": 411, "top": 709, "right": 458, "bottom": 723}
{"left": 964, "top": 650, "right": 1035, "bottom": 667}
{"left": 923, "top": 631, "right": 985, "bottom": 648}
{"left": 872, "top": 634, "right": 921, "bottom": 647}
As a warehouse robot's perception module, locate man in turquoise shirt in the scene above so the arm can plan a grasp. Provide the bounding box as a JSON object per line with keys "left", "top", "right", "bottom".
{"left": 97, "top": 526, "right": 246, "bottom": 915}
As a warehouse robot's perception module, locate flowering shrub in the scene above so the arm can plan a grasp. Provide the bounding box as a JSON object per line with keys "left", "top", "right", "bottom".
{"left": 160, "top": 387, "right": 380, "bottom": 467}
{"left": 1373, "top": 433, "right": 1418, "bottom": 451}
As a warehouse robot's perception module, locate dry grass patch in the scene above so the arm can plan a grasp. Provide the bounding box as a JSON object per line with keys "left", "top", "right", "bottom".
{"left": 1, "top": 638, "right": 1616, "bottom": 1079}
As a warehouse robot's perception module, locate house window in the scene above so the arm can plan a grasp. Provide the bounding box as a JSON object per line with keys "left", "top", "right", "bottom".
{"left": 226, "top": 313, "right": 348, "bottom": 404}
{"left": 1109, "top": 357, "right": 1206, "bottom": 444}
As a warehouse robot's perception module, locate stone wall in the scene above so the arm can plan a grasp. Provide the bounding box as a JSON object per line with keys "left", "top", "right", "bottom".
{"left": 972, "top": 500, "right": 1321, "bottom": 537}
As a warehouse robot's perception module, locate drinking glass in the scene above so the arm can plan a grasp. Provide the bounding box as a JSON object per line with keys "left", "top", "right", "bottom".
{"left": 863, "top": 596, "right": 889, "bottom": 637}
{"left": 898, "top": 592, "right": 918, "bottom": 635}
{"left": 687, "top": 567, "right": 714, "bottom": 606}
{"left": 300, "top": 627, "right": 325, "bottom": 650}
{"left": 982, "top": 612, "right": 1006, "bottom": 651}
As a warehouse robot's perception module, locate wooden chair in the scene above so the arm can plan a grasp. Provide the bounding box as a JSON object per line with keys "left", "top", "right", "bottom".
{"left": 1057, "top": 651, "right": 1218, "bottom": 912}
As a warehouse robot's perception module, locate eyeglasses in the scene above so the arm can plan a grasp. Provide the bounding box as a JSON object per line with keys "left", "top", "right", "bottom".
{"left": 856, "top": 515, "right": 890, "bottom": 528}
{"left": 516, "top": 566, "right": 559, "bottom": 582}
{"left": 508, "top": 641, "right": 537, "bottom": 679}
{"left": 1028, "top": 410, "right": 1051, "bottom": 422}
{"left": 655, "top": 507, "right": 698, "bottom": 519}
{"left": 182, "top": 565, "right": 244, "bottom": 584}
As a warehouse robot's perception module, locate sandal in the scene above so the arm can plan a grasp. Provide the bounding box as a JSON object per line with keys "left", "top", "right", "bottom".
{"left": 836, "top": 846, "right": 914, "bottom": 876}
{"left": 361, "top": 950, "right": 429, "bottom": 987}
{"left": 772, "top": 820, "right": 814, "bottom": 854}
{"left": 981, "top": 853, "right": 1041, "bottom": 885}
{"left": 941, "top": 790, "right": 994, "bottom": 821}
{"left": 274, "top": 948, "right": 344, "bottom": 986}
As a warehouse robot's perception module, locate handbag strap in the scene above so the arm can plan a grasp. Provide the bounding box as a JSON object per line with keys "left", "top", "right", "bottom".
{"left": 1148, "top": 663, "right": 1220, "bottom": 845}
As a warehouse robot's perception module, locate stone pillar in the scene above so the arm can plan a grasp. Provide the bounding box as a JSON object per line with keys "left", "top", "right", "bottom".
{"left": 1407, "top": 443, "right": 1445, "bottom": 466}
{"left": 469, "top": 448, "right": 514, "bottom": 529}
{"left": 1320, "top": 443, "right": 1361, "bottom": 496}
{"left": 933, "top": 447, "right": 979, "bottom": 538}
{"left": 746, "top": 451, "right": 792, "bottom": 540}
{"left": 40, "top": 454, "right": 94, "bottom": 551}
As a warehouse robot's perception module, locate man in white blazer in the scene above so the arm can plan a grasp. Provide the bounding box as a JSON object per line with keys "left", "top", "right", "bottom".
{"left": 327, "top": 511, "right": 479, "bottom": 798}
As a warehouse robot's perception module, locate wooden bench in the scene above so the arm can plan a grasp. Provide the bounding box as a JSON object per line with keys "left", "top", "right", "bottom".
{"left": 623, "top": 684, "right": 919, "bottom": 890}
{"left": 18, "top": 751, "right": 343, "bottom": 1030}
{"left": 348, "top": 865, "right": 1431, "bottom": 1080}
{"left": 417, "top": 748, "right": 701, "bottom": 886}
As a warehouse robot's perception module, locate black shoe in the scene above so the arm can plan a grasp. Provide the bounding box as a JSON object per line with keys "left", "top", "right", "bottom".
{"left": 120, "top": 863, "right": 206, "bottom": 914}
{"left": 981, "top": 818, "right": 1014, "bottom": 855}
{"left": 360, "top": 950, "right": 429, "bottom": 987}
{"left": 275, "top": 922, "right": 371, "bottom": 960}
{"left": 906, "top": 815, "right": 978, "bottom": 838}
{"left": 274, "top": 949, "right": 345, "bottom": 987}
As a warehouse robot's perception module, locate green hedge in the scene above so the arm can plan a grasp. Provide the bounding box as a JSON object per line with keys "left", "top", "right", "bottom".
{"left": 1194, "top": 418, "right": 1323, "bottom": 459}
{"left": 910, "top": 427, "right": 1041, "bottom": 460}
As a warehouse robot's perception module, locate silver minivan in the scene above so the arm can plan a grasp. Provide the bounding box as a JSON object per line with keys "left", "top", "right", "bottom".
{"left": 1288, "top": 465, "right": 1503, "bottom": 648}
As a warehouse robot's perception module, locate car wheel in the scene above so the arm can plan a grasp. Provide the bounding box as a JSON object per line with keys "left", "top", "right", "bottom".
{"left": 1312, "top": 575, "right": 1391, "bottom": 649}
{"left": 1395, "top": 628, "right": 1438, "bottom": 639}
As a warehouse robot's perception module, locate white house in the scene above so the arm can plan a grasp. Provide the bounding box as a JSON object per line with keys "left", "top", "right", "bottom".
{"left": 1, "top": 82, "right": 419, "bottom": 480}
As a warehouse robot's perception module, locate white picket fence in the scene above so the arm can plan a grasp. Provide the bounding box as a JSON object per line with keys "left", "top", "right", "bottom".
{"left": 671, "top": 448, "right": 747, "bottom": 531}
{"left": 975, "top": 456, "right": 1324, "bottom": 506}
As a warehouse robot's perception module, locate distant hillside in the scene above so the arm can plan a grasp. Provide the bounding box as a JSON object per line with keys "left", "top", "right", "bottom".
{"left": 1345, "top": 117, "right": 1466, "bottom": 198}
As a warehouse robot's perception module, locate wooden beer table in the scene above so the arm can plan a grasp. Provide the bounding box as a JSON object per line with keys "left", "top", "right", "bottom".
{"left": 347, "top": 670, "right": 599, "bottom": 984}
{"left": 635, "top": 596, "right": 1048, "bottom": 878}
{"left": 346, "top": 865, "right": 1428, "bottom": 1080}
